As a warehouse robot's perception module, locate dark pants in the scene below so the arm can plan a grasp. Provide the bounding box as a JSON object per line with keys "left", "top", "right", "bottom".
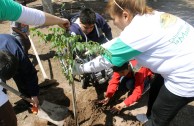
{"left": 0, "top": 101, "right": 17, "bottom": 126}
{"left": 146, "top": 74, "right": 164, "bottom": 117}
{"left": 144, "top": 77, "right": 194, "bottom": 126}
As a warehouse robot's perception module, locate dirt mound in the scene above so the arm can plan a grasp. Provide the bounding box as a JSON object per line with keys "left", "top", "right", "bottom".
{"left": 62, "top": 83, "right": 144, "bottom": 126}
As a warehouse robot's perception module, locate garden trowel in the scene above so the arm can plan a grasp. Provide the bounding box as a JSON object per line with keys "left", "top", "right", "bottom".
{"left": 0, "top": 80, "right": 68, "bottom": 126}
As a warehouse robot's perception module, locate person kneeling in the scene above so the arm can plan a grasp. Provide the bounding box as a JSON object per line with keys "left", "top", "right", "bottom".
{"left": 98, "top": 59, "right": 154, "bottom": 114}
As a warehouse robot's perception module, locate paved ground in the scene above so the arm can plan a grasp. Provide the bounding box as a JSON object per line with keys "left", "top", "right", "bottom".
{"left": 148, "top": 0, "right": 194, "bottom": 25}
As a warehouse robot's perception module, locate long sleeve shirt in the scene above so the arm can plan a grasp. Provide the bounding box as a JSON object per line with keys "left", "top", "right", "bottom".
{"left": 0, "top": 34, "right": 39, "bottom": 97}
{"left": 106, "top": 60, "right": 153, "bottom": 106}
{"left": 80, "top": 11, "right": 194, "bottom": 98}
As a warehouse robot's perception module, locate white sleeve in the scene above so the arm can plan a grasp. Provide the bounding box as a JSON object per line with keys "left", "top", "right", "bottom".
{"left": 16, "top": 6, "right": 45, "bottom": 26}
{"left": 81, "top": 55, "right": 113, "bottom": 73}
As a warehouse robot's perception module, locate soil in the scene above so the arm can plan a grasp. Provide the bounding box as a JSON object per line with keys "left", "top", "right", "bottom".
{"left": 1, "top": 0, "right": 194, "bottom": 126}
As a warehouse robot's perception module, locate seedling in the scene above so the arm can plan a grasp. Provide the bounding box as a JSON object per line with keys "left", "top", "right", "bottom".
{"left": 31, "top": 27, "right": 110, "bottom": 125}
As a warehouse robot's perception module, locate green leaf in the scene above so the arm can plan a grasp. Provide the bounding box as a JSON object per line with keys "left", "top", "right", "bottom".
{"left": 33, "top": 27, "right": 110, "bottom": 84}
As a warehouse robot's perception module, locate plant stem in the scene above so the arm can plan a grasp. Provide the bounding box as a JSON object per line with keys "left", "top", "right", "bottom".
{"left": 70, "top": 78, "right": 79, "bottom": 126}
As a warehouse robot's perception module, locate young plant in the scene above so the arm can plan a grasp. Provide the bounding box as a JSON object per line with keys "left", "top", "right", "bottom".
{"left": 31, "top": 27, "right": 111, "bottom": 125}
{"left": 31, "top": 27, "right": 110, "bottom": 84}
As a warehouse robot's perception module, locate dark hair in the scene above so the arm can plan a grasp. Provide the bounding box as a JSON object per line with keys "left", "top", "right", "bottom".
{"left": 112, "top": 62, "right": 129, "bottom": 72}
{"left": 80, "top": 8, "right": 96, "bottom": 25}
{"left": 0, "top": 50, "right": 19, "bottom": 80}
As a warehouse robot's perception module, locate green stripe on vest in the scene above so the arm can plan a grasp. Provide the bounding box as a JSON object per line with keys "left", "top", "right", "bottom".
{"left": 0, "top": 0, "right": 22, "bottom": 21}
{"left": 104, "top": 38, "right": 141, "bottom": 67}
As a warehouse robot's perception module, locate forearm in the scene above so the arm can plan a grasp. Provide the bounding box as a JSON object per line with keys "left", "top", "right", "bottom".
{"left": 123, "top": 90, "right": 142, "bottom": 106}
{"left": 123, "top": 78, "right": 143, "bottom": 106}
{"left": 106, "top": 83, "right": 118, "bottom": 98}
{"left": 106, "top": 72, "right": 120, "bottom": 97}
{"left": 23, "top": 57, "right": 39, "bottom": 96}
{"left": 25, "top": 71, "right": 39, "bottom": 97}
{"left": 44, "top": 13, "right": 65, "bottom": 26}
{"left": 15, "top": 51, "right": 39, "bottom": 96}
{"left": 81, "top": 55, "right": 113, "bottom": 73}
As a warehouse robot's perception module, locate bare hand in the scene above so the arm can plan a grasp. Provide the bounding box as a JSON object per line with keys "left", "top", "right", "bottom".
{"left": 58, "top": 18, "right": 70, "bottom": 30}
{"left": 97, "top": 97, "right": 110, "bottom": 105}
{"left": 31, "top": 96, "right": 39, "bottom": 107}
{"left": 110, "top": 102, "right": 126, "bottom": 114}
